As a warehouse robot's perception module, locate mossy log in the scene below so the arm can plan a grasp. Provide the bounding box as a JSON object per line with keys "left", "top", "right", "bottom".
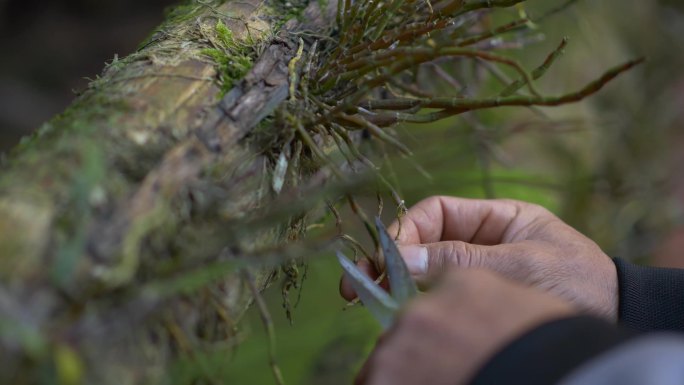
{"left": 0, "top": 1, "right": 336, "bottom": 383}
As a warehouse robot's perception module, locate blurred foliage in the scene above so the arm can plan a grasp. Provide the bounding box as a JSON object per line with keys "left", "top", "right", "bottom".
{"left": 168, "top": 255, "right": 379, "bottom": 384}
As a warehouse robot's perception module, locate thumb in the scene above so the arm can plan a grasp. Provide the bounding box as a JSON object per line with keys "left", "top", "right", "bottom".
{"left": 398, "top": 241, "right": 509, "bottom": 284}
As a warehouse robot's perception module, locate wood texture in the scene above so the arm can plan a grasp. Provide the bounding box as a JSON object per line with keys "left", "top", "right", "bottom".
{"left": 0, "top": 1, "right": 335, "bottom": 383}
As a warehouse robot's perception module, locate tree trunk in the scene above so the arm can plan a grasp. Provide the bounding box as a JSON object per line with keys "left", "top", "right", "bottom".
{"left": 0, "top": 1, "right": 335, "bottom": 383}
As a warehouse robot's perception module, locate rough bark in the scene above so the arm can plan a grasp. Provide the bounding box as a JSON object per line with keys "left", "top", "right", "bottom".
{"left": 0, "top": 1, "right": 335, "bottom": 383}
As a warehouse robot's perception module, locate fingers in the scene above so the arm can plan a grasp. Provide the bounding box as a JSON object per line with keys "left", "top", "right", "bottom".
{"left": 342, "top": 196, "right": 557, "bottom": 301}
{"left": 387, "top": 196, "right": 547, "bottom": 246}
{"left": 354, "top": 268, "right": 577, "bottom": 385}
{"left": 339, "top": 240, "right": 518, "bottom": 299}
{"left": 398, "top": 241, "right": 509, "bottom": 286}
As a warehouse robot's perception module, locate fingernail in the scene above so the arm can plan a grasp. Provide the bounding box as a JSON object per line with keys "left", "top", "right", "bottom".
{"left": 398, "top": 245, "right": 428, "bottom": 275}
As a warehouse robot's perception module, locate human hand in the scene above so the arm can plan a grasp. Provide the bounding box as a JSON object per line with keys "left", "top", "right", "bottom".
{"left": 340, "top": 196, "right": 618, "bottom": 320}
{"left": 355, "top": 268, "right": 576, "bottom": 385}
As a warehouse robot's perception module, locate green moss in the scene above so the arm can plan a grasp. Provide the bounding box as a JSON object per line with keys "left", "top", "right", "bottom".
{"left": 138, "top": 0, "right": 229, "bottom": 50}
{"left": 200, "top": 20, "right": 256, "bottom": 95}
{"left": 201, "top": 48, "right": 253, "bottom": 94}
{"left": 138, "top": 1, "right": 201, "bottom": 49}
{"left": 163, "top": 0, "right": 221, "bottom": 27}
{"left": 215, "top": 20, "right": 238, "bottom": 49}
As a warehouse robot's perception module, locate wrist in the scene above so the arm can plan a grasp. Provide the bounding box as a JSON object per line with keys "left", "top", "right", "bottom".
{"left": 600, "top": 261, "right": 619, "bottom": 322}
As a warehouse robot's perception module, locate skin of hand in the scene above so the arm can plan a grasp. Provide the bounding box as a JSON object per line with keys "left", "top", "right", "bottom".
{"left": 340, "top": 196, "right": 619, "bottom": 320}
{"left": 355, "top": 268, "right": 577, "bottom": 385}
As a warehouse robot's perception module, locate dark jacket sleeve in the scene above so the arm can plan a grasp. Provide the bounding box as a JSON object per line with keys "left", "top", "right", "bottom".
{"left": 471, "top": 259, "right": 684, "bottom": 384}
{"left": 558, "top": 334, "right": 684, "bottom": 385}
{"left": 613, "top": 258, "right": 684, "bottom": 332}
{"left": 469, "top": 316, "right": 636, "bottom": 385}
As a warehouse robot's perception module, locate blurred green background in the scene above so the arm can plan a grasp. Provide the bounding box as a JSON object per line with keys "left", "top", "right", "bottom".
{"left": 2, "top": 0, "right": 684, "bottom": 383}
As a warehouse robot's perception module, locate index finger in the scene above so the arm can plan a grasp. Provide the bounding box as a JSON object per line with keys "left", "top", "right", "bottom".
{"left": 387, "top": 196, "right": 539, "bottom": 245}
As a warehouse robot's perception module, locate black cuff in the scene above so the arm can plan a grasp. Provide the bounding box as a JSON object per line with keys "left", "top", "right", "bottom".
{"left": 470, "top": 316, "right": 635, "bottom": 385}
{"left": 614, "top": 258, "right": 684, "bottom": 332}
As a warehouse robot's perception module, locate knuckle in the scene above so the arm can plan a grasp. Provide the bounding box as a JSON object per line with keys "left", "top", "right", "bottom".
{"left": 499, "top": 198, "right": 555, "bottom": 220}
{"left": 405, "top": 198, "right": 441, "bottom": 237}
{"left": 425, "top": 195, "right": 443, "bottom": 204}
{"left": 527, "top": 202, "right": 556, "bottom": 219}
{"left": 412, "top": 196, "right": 441, "bottom": 215}
{"left": 496, "top": 198, "right": 522, "bottom": 205}
{"left": 441, "top": 241, "right": 481, "bottom": 268}
{"left": 495, "top": 198, "right": 529, "bottom": 211}
{"left": 414, "top": 204, "right": 434, "bottom": 224}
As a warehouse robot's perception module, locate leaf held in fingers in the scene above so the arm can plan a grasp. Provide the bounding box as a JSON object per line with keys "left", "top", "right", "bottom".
{"left": 375, "top": 217, "right": 418, "bottom": 305}
{"left": 336, "top": 251, "right": 399, "bottom": 329}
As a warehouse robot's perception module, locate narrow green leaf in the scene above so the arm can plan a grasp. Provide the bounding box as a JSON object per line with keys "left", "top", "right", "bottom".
{"left": 336, "top": 251, "right": 399, "bottom": 329}
{"left": 375, "top": 217, "right": 418, "bottom": 305}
